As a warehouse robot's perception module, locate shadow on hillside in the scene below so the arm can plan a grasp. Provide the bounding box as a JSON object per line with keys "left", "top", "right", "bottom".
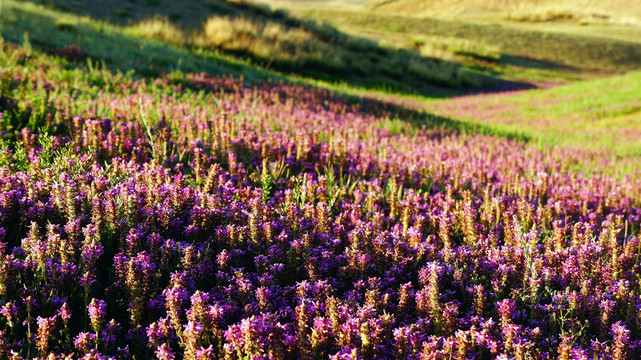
{"left": 500, "top": 54, "right": 578, "bottom": 72}
{"left": 307, "top": 10, "right": 641, "bottom": 73}
{"left": 29, "top": 0, "right": 275, "bottom": 28}
{"left": 1, "top": 2, "right": 269, "bottom": 79}
{"left": 460, "top": 77, "right": 537, "bottom": 95}
{"left": 364, "top": 98, "right": 531, "bottom": 142}
{"left": 18, "top": 0, "right": 539, "bottom": 97}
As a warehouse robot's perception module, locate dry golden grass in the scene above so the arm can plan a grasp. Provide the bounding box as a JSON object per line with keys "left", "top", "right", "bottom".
{"left": 413, "top": 36, "right": 501, "bottom": 61}
{"left": 369, "top": 0, "right": 641, "bottom": 24}
{"left": 126, "top": 17, "right": 187, "bottom": 45}
{"left": 202, "top": 16, "right": 341, "bottom": 62}
{"left": 503, "top": 6, "right": 641, "bottom": 26}
{"left": 204, "top": 16, "right": 256, "bottom": 47}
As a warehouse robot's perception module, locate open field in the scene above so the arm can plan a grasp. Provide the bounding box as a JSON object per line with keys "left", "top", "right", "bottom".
{"left": 425, "top": 71, "right": 641, "bottom": 155}
{"left": 17, "top": 0, "right": 497, "bottom": 96}
{"left": 1, "top": 0, "right": 641, "bottom": 358}
{"left": 367, "top": 0, "right": 641, "bottom": 24}
{"left": 298, "top": 9, "right": 641, "bottom": 73}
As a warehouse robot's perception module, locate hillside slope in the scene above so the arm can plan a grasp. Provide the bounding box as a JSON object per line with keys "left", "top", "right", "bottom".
{"left": 4, "top": 0, "right": 498, "bottom": 95}
{"left": 424, "top": 71, "right": 641, "bottom": 159}
{"left": 369, "top": 0, "right": 641, "bottom": 23}
{"left": 302, "top": 9, "right": 641, "bottom": 72}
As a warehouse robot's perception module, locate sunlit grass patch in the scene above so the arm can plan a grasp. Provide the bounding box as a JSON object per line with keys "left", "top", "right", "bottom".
{"left": 412, "top": 35, "right": 501, "bottom": 61}
{"left": 126, "top": 16, "right": 187, "bottom": 45}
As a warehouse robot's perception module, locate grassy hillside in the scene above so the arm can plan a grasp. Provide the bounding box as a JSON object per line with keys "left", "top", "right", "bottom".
{"left": 423, "top": 71, "right": 641, "bottom": 159}
{"left": 20, "top": 0, "right": 641, "bottom": 93}
{"left": 22, "top": 0, "right": 277, "bottom": 28}
{"left": 300, "top": 9, "right": 641, "bottom": 73}
{"left": 368, "top": 0, "right": 641, "bottom": 24}
{"left": 14, "top": 0, "right": 498, "bottom": 95}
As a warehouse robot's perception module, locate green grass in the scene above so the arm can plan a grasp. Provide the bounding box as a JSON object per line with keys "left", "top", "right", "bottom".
{"left": 0, "top": 0, "right": 451, "bottom": 97}
{"left": 298, "top": 9, "right": 641, "bottom": 73}
{"left": 0, "top": 1, "right": 274, "bottom": 80}
{"left": 423, "top": 71, "right": 641, "bottom": 157}
{"left": 512, "top": 72, "right": 641, "bottom": 155}
{"left": 13, "top": 0, "right": 502, "bottom": 96}
{"left": 366, "top": 0, "right": 641, "bottom": 26}
{"left": 514, "top": 72, "right": 641, "bottom": 119}
{"left": 536, "top": 24, "right": 641, "bottom": 44}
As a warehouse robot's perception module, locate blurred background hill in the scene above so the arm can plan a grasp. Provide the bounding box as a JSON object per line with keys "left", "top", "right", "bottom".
{"left": 367, "top": 0, "right": 641, "bottom": 24}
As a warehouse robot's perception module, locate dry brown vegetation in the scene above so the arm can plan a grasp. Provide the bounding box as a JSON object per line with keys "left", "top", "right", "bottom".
{"left": 126, "top": 17, "right": 187, "bottom": 45}
{"left": 368, "top": 0, "right": 641, "bottom": 24}
{"left": 412, "top": 36, "right": 501, "bottom": 61}
{"left": 202, "top": 16, "right": 335, "bottom": 60}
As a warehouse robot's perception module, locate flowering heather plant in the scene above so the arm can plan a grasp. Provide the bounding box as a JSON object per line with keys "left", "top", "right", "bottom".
{"left": 0, "top": 42, "right": 640, "bottom": 359}
{"left": 88, "top": 299, "right": 107, "bottom": 333}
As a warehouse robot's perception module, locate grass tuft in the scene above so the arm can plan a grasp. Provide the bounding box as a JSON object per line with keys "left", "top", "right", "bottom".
{"left": 127, "top": 16, "right": 186, "bottom": 45}
{"left": 414, "top": 35, "right": 501, "bottom": 61}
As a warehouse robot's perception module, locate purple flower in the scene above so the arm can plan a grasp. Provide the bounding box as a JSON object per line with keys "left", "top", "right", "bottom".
{"left": 611, "top": 321, "right": 630, "bottom": 360}
{"left": 155, "top": 343, "right": 175, "bottom": 360}
{"left": 36, "top": 315, "right": 57, "bottom": 355}
{"left": 88, "top": 298, "right": 107, "bottom": 332}
{"left": 58, "top": 302, "right": 72, "bottom": 323}
{"left": 496, "top": 299, "right": 516, "bottom": 327}
{"left": 0, "top": 302, "right": 17, "bottom": 320}
{"left": 74, "top": 332, "right": 97, "bottom": 352}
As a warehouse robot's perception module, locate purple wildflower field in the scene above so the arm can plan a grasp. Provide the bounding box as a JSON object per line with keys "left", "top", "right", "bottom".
{"left": 1, "top": 42, "right": 641, "bottom": 360}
